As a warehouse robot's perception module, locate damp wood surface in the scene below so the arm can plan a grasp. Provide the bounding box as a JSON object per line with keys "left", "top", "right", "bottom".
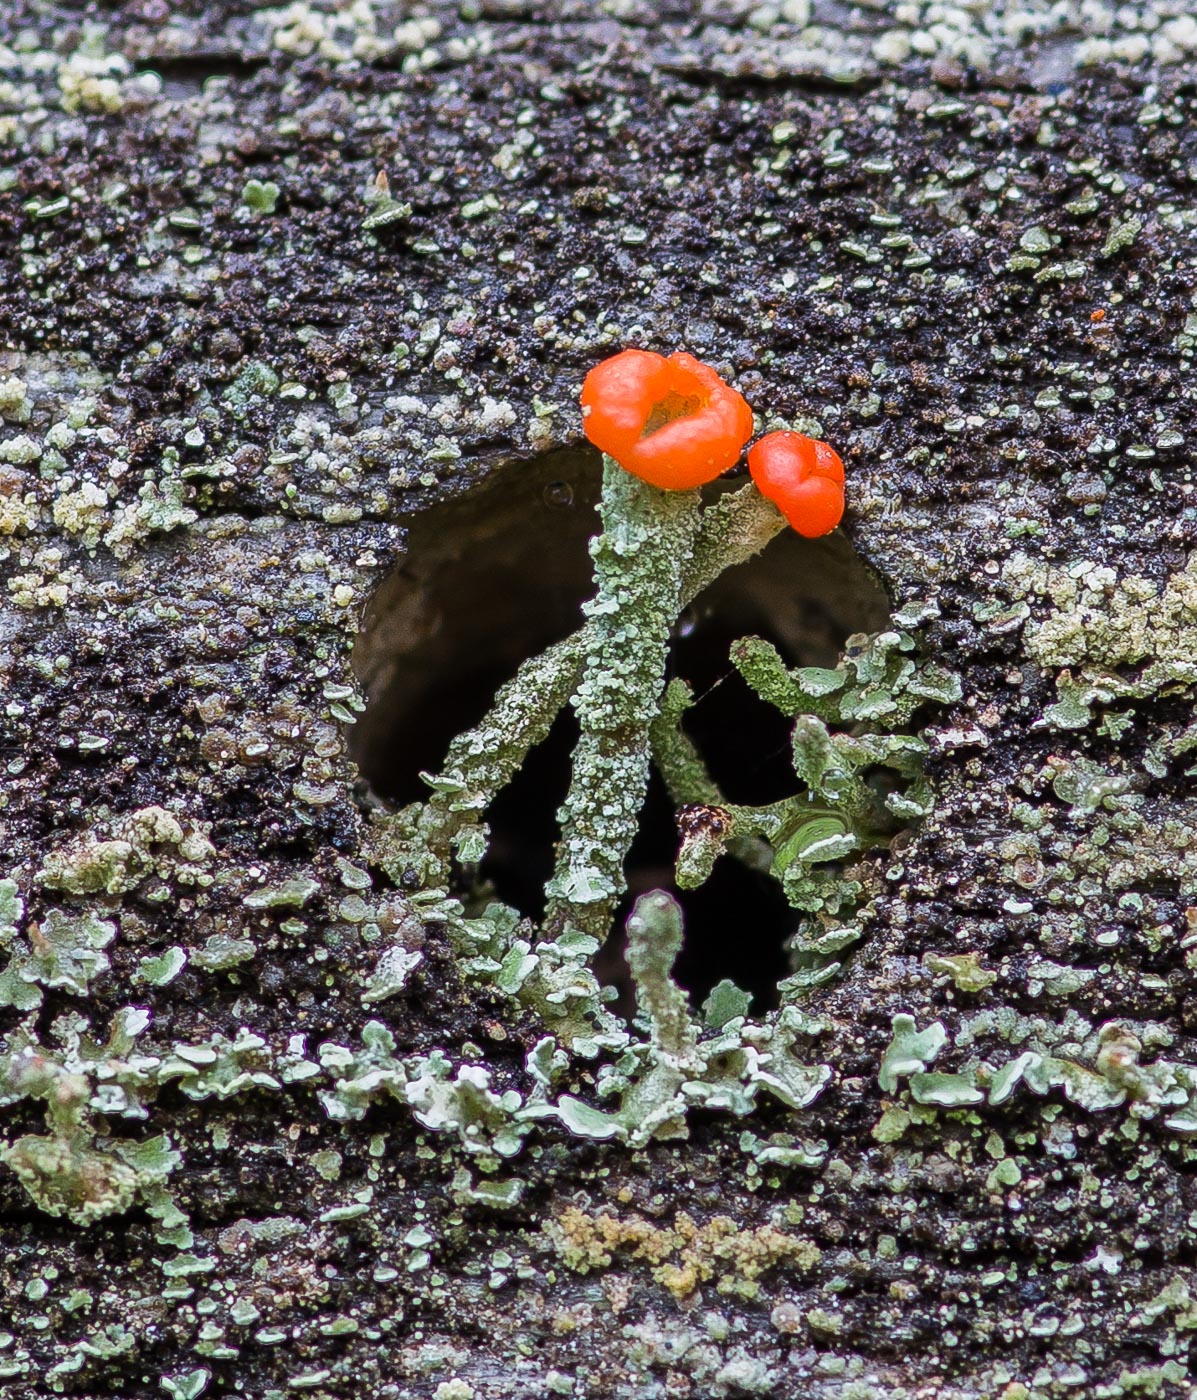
{"left": 2, "top": 2, "right": 1197, "bottom": 1398}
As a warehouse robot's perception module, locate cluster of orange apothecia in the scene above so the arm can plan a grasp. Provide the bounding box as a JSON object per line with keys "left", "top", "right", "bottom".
{"left": 580, "top": 348, "right": 845, "bottom": 538}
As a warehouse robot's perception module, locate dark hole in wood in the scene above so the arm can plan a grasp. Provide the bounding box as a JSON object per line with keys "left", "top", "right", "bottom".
{"left": 352, "top": 447, "right": 889, "bottom": 1013}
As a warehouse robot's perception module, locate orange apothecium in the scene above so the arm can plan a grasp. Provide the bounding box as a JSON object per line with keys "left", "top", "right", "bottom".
{"left": 580, "top": 349, "right": 754, "bottom": 490}
{"left": 747, "top": 430, "right": 845, "bottom": 538}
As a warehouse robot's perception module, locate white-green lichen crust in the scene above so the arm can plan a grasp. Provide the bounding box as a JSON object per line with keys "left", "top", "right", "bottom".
{"left": 0, "top": 466, "right": 966, "bottom": 1233}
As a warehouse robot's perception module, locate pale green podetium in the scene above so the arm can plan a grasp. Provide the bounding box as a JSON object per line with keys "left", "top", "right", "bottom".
{"left": 543, "top": 459, "right": 704, "bottom": 939}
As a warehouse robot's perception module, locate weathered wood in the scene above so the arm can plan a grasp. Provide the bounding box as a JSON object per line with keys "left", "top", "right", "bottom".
{"left": 2, "top": 2, "right": 1197, "bottom": 1396}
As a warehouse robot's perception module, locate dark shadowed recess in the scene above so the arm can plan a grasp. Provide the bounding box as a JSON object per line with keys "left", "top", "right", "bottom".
{"left": 351, "top": 448, "right": 889, "bottom": 1012}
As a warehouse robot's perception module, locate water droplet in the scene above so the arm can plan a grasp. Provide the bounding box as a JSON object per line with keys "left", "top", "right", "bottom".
{"left": 674, "top": 608, "right": 697, "bottom": 640}
{"left": 543, "top": 481, "right": 573, "bottom": 508}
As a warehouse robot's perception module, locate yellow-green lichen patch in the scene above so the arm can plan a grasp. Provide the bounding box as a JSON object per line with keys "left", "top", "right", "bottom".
{"left": 37, "top": 804, "right": 217, "bottom": 897}
{"left": 1005, "top": 552, "right": 1197, "bottom": 727}
{"left": 551, "top": 1205, "right": 820, "bottom": 1302}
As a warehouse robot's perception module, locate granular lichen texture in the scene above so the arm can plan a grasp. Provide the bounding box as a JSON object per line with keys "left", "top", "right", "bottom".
{"left": 3, "top": 2, "right": 1197, "bottom": 1398}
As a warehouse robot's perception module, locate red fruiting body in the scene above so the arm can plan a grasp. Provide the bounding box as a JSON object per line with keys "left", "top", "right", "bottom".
{"left": 580, "top": 349, "right": 754, "bottom": 490}
{"left": 747, "top": 431, "right": 846, "bottom": 538}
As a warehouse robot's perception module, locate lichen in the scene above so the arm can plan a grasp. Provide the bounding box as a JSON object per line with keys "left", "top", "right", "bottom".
{"left": 551, "top": 1205, "right": 820, "bottom": 1302}
{"left": 524, "top": 891, "right": 833, "bottom": 1149}
{"left": 1004, "top": 551, "right": 1197, "bottom": 729}
{"left": 37, "top": 805, "right": 216, "bottom": 896}
{"left": 1, "top": 1130, "right": 178, "bottom": 1227}
{"left": 543, "top": 462, "right": 703, "bottom": 938}
{"left": 367, "top": 478, "right": 786, "bottom": 892}
{"left": 0, "top": 1008, "right": 181, "bottom": 1226}
{"left": 652, "top": 605, "right": 959, "bottom": 947}
{"left": 0, "top": 907, "right": 116, "bottom": 1009}
{"left": 4, "top": 0, "right": 1197, "bottom": 1390}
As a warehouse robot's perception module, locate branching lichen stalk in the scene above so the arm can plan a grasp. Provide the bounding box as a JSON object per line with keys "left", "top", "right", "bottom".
{"left": 371, "top": 483, "right": 786, "bottom": 889}
{"left": 681, "top": 481, "right": 786, "bottom": 602}
{"left": 544, "top": 458, "right": 703, "bottom": 937}
{"left": 650, "top": 679, "right": 774, "bottom": 882}
{"left": 650, "top": 679, "right": 723, "bottom": 809}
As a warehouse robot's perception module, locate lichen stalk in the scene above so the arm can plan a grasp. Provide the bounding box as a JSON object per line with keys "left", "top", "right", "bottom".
{"left": 650, "top": 678, "right": 774, "bottom": 882}
{"left": 624, "top": 890, "right": 697, "bottom": 1065}
{"left": 544, "top": 457, "right": 703, "bottom": 938}
{"left": 681, "top": 481, "right": 785, "bottom": 601}
{"left": 380, "top": 631, "right": 583, "bottom": 884}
